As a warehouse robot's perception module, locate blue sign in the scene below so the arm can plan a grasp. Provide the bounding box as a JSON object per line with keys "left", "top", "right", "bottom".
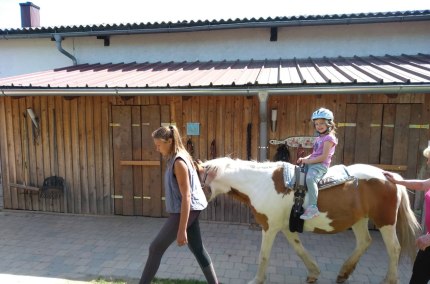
{"left": 187, "top": 123, "right": 200, "bottom": 136}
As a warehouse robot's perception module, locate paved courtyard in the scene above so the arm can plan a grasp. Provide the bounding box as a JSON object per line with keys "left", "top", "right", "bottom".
{"left": 0, "top": 210, "right": 413, "bottom": 283}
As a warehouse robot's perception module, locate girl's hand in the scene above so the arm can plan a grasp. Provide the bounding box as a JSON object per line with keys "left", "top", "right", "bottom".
{"left": 297, "top": 158, "right": 305, "bottom": 164}
{"left": 416, "top": 234, "right": 430, "bottom": 251}
{"left": 177, "top": 230, "right": 188, "bottom": 247}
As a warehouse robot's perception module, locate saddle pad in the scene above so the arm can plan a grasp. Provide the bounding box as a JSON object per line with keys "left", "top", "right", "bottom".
{"left": 318, "top": 164, "right": 357, "bottom": 190}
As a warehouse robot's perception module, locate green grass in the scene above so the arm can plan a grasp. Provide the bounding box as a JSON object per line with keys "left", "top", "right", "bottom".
{"left": 91, "top": 277, "right": 205, "bottom": 284}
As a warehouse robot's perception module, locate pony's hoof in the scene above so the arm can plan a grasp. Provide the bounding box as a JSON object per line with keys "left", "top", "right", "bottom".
{"left": 306, "top": 276, "right": 318, "bottom": 283}
{"left": 336, "top": 275, "right": 348, "bottom": 283}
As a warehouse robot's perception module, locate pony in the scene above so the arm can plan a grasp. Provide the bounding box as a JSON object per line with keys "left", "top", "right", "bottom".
{"left": 196, "top": 157, "right": 421, "bottom": 284}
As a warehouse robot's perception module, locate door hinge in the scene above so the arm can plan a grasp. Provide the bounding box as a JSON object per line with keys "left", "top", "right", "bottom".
{"left": 337, "top": 123, "right": 356, "bottom": 127}
{"left": 409, "top": 124, "right": 429, "bottom": 129}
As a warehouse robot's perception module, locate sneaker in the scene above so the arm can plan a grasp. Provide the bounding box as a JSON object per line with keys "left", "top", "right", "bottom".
{"left": 300, "top": 205, "right": 320, "bottom": 220}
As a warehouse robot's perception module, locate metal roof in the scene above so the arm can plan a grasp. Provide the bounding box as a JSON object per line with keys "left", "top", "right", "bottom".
{"left": 1, "top": 10, "right": 430, "bottom": 39}
{"left": 1, "top": 54, "right": 430, "bottom": 93}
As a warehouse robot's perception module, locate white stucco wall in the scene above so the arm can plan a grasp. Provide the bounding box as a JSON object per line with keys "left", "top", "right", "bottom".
{"left": 0, "top": 21, "right": 429, "bottom": 78}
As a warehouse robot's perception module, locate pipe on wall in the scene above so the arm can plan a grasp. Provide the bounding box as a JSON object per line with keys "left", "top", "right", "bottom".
{"left": 258, "top": 91, "right": 269, "bottom": 162}
{"left": 54, "top": 34, "right": 77, "bottom": 66}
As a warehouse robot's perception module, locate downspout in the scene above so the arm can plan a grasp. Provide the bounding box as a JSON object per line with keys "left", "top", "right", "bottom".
{"left": 54, "top": 34, "right": 77, "bottom": 66}
{"left": 258, "top": 91, "right": 269, "bottom": 162}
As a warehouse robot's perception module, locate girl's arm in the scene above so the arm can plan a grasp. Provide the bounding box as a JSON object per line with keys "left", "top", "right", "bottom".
{"left": 297, "top": 154, "right": 311, "bottom": 164}
{"left": 174, "top": 159, "right": 191, "bottom": 246}
{"left": 303, "top": 140, "right": 334, "bottom": 164}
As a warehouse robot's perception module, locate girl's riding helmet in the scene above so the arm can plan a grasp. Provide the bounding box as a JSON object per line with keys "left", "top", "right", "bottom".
{"left": 311, "top": 108, "right": 334, "bottom": 121}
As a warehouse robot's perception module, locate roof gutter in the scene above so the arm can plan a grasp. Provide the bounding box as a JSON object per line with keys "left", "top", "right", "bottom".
{"left": 1, "top": 84, "right": 430, "bottom": 97}
{"left": 2, "top": 14, "right": 430, "bottom": 39}
{"left": 54, "top": 34, "right": 77, "bottom": 66}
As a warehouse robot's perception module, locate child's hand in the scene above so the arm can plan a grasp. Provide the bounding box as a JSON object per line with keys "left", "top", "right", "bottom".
{"left": 297, "top": 158, "right": 303, "bottom": 164}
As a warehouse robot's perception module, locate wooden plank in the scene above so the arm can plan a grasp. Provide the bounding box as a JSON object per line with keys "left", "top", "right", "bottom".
{"left": 0, "top": 97, "right": 11, "bottom": 209}
{"left": 241, "top": 96, "right": 253, "bottom": 223}
{"left": 231, "top": 96, "right": 242, "bottom": 222}
{"left": 333, "top": 94, "right": 346, "bottom": 164}
{"left": 93, "top": 96, "right": 104, "bottom": 214}
{"left": 131, "top": 106, "right": 143, "bottom": 216}
{"left": 198, "top": 96, "right": 208, "bottom": 160}
{"left": 102, "top": 97, "right": 112, "bottom": 214}
{"left": 142, "top": 105, "right": 162, "bottom": 217}
{"left": 405, "top": 104, "right": 422, "bottom": 205}
{"left": 85, "top": 97, "right": 97, "bottom": 214}
{"left": 62, "top": 98, "right": 74, "bottom": 213}
{"left": 380, "top": 104, "right": 395, "bottom": 165}
{"left": 54, "top": 97, "right": 66, "bottom": 212}
{"left": 5, "top": 98, "right": 18, "bottom": 209}
{"left": 70, "top": 98, "right": 81, "bottom": 213}
{"left": 354, "top": 104, "right": 372, "bottom": 163}
{"left": 160, "top": 104, "right": 170, "bottom": 217}
{"left": 224, "top": 97, "right": 234, "bottom": 222}
{"left": 342, "top": 104, "right": 357, "bottom": 165}
{"left": 368, "top": 104, "right": 383, "bottom": 164}
{"left": 117, "top": 106, "right": 134, "bottom": 215}
{"left": 251, "top": 96, "right": 259, "bottom": 161}
{"left": 233, "top": 96, "right": 242, "bottom": 159}
{"left": 12, "top": 98, "right": 24, "bottom": 210}
{"left": 191, "top": 96, "right": 200, "bottom": 159}
{"left": 205, "top": 95, "right": 217, "bottom": 221}
{"left": 48, "top": 97, "right": 60, "bottom": 212}
{"left": 26, "top": 97, "right": 39, "bottom": 211}
{"left": 215, "top": 96, "right": 225, "bottom": 222}
{"left": 19, "top": 98, "right": 31, "bottom": 210}
{"left": 34, "top": 97, "right": 46, "bottom": 211}
{"left": 392, "top": 104, "right": 410, "bottom": 166}
{"left": 78, "top": 97, "right": 89, "bottom": 214}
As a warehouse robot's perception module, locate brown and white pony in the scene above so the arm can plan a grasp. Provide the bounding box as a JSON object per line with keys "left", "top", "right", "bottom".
{"left": 197, "top": 157, "right": 421, "bottom": 284}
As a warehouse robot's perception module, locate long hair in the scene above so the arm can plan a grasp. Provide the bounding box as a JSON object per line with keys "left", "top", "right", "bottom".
{"left": 152, "top": 125, "right": 193, "bottom": 164}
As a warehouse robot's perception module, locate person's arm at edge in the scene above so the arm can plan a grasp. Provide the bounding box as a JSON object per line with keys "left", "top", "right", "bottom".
{"left": 384, "top": 172, "right": 430, "bottom": 192}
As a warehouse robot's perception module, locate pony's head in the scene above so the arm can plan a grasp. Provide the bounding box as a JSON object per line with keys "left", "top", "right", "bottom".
{"left": 195, "top": 157, "right": 233, "bottom": 201}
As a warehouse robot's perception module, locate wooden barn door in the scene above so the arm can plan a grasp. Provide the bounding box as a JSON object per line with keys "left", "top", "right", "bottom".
{"left": 112, "top": 105, "right": 170, "bottom": 216}
{"left": 342, "top": 103, "right": 422, "bottom": 178}
{"left": 341, "top": 103, "right": 424, "bottom": 227}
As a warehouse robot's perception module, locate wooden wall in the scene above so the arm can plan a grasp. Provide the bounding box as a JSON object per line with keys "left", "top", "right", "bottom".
{"left": 0, "top": 93, "right": 429, "bottom": 222}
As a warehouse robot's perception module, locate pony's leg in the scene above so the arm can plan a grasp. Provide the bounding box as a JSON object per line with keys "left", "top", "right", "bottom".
{"left": 248, "top": 229, "right": 278, "bottom": 284}
{"left": 337, "top": 218, "right": 372, "bottom": 283}
{"left": 379, "top": 225, "right": 401, "bottom": 284}
{"left": 281, "top": 228, "right": 320, "bottom": 283}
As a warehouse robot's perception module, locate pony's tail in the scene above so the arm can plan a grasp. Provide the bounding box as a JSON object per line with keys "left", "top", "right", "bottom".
{"left": 396, "top": 183, "right": 421, "bottom": 262}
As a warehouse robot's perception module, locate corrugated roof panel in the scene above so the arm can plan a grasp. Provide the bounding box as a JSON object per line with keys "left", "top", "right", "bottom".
{"left": 279, "top": 60, "right": 302, "bottom": 84}
{"left": 1, "top": 53, "right": 430, "bottom": 89}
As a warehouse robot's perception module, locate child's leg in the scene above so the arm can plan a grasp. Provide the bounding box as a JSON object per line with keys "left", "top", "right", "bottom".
{"left": 300, "top": 163, "right": 327, "bottom": 220}
{"left": 305, "top": 163, "right": 327, "bottom": 205}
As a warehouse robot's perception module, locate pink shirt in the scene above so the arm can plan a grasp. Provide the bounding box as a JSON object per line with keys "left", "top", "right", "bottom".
{"left": 425, "top": 189, "right": 430, "bottom": 234}
{"left": 310, "top": 134, "right": 338, "bottom": 168}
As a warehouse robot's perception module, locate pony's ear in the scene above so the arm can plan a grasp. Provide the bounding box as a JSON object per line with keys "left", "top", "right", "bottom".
{"left": 204, "top": 166, "right": 218, "bottom": 185}
{"left": 193, "top": 159, "right": 204, "bottom": 173}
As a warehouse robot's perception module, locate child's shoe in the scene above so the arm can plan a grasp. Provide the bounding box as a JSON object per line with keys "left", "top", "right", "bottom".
{"left": 300, "top": 205, "right": 320, "bottom": 220}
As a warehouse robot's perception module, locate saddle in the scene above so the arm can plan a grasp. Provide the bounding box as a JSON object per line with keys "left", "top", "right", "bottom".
{"left": 286, "top": 164, "right": 357, "bottom": 233}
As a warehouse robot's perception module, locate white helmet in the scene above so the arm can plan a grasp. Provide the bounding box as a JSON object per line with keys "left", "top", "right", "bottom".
{"left": 311, "top": 108, "right": 334, "bottom": 121}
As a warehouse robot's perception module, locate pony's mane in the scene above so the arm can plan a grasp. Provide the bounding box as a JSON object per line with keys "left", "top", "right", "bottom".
{"left": 203, "top": 157, "right": 284, "bottom": 179}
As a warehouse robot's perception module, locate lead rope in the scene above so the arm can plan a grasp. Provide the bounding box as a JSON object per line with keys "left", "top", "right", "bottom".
{"left": 186, "top": 138, "right": 194, "bottom": 158}
{"left": 210, "top": 139, "right": 216, "bottom": 159}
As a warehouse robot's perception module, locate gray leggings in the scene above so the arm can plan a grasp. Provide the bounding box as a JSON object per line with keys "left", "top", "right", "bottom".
{"left": 139, "top": 211, "right": 213, "bottom": 284}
